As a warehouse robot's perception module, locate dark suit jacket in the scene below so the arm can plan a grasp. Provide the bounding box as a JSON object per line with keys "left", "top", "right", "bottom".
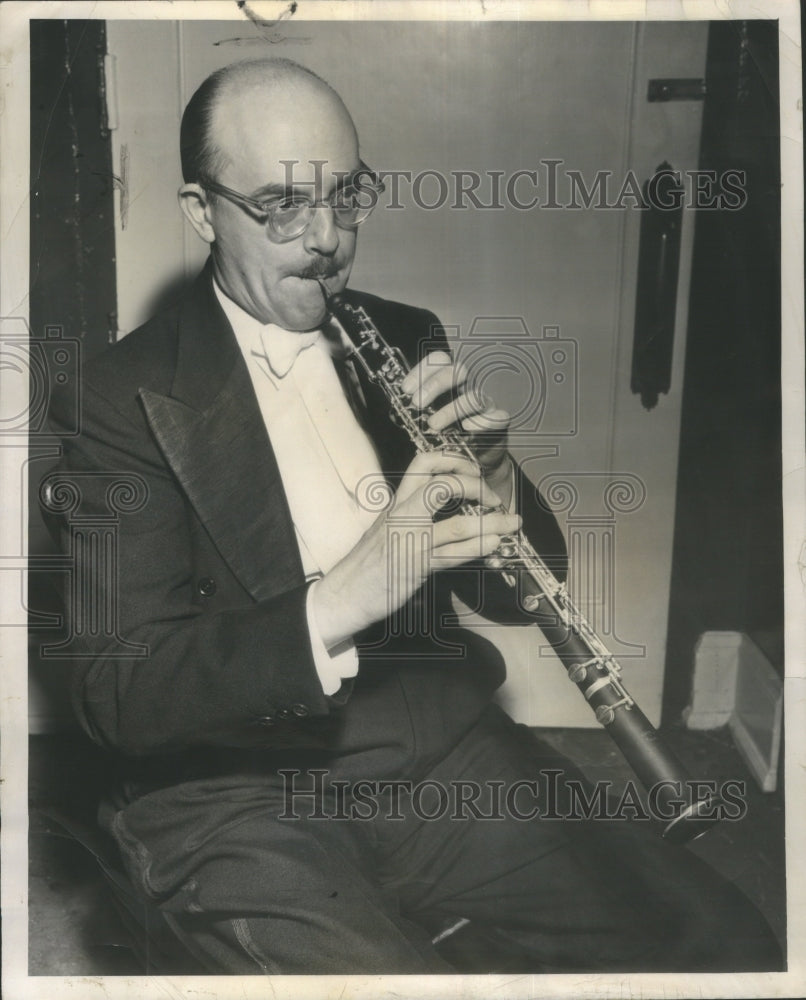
{"left": 45, "top": 262, "right": 567, "bottom": 793}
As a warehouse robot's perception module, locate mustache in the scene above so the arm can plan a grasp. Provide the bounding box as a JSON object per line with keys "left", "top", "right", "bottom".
{"left": 297, "top": 260, "right": 341, "bottom": 280}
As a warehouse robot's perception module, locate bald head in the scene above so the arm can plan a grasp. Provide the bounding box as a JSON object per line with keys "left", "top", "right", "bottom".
{"left": 180, "top": 58, "right": 358, "bottom": 187}
{"left": 177, "top": 58, "right": 364, "bottom": 331}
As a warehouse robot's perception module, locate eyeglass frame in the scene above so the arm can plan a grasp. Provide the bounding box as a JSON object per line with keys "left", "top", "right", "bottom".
{"left": 199, "top": 162, "right": 386, "bottom": 243}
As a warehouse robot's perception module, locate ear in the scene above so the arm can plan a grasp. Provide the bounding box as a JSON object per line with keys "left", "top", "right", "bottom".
{"left": 178, "top": 183, "right": 216, "bottom": 244}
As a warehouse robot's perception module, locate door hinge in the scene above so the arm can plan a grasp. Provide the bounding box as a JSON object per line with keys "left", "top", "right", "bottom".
{"left": 647, "top": 78, "right": 707, "bottom": 102}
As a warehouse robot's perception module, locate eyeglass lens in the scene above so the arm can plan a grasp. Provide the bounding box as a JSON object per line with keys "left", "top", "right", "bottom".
{"left": 269, "top": 189, "right": 373, "bottom": 238}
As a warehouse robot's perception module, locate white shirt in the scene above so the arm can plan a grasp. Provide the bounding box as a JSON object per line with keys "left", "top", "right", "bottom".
{"left": 214, "top": 280, "right": 384, "bottom": 695}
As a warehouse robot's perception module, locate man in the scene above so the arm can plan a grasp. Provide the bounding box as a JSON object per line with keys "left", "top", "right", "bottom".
{"left": 45, "top": 57, "right": 781, "bottom": 974}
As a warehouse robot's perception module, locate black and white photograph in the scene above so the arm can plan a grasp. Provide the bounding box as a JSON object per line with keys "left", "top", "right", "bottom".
{"left": 1, "top": 2, "right": 803, "bottom": 997}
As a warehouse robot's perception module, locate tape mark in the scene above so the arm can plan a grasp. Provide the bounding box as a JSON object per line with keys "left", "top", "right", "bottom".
{"left": 219, "top": 0, "right": 302, "bottom": 46}
{"left": 236, "top": 0, "right": 297, "bottom": 29}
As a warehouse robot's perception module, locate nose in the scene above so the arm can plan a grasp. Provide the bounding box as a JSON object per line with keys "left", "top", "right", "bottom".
{"left": 302, "top": 204, "right": 340, "bottom": 256}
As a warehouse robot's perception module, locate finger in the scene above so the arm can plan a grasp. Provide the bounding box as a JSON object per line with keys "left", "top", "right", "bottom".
{"left": 400, "top": 351, "right": 452, "bottom": 398}
{"left": 397, "top": 468, "right": 507, "bottom": 519}
{"left": 398, "top": 448, "right": 479, "bottom": 493}
{"left": 416, "top": 364, "right": 471, "bottom": 409}
{"left": 402, "top": 356, "right": 470, "bottom": 409}
{"left": 427, "top": 390, "right": 496, "bottom": 432}
{"left": 432, "top": 511, "right": 521, "bottom": 550}
{"left": 431, "top": 529, "right": 521, "bottom": 568}
{"left": 460, "top": 407, "right": 511, "bottom": 435}
{"left": 409, "top": 472, "right": 488, "bottom": 515}
{"left": 396, "top": 452, "right": 481, "bottom": 504}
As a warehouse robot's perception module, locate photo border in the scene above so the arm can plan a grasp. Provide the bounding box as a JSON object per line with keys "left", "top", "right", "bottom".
{"left": 2, "top": 2, "right": 803, "bottom": 998}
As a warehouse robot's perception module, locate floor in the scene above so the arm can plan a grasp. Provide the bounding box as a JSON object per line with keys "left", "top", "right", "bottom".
{"left": 27, "top": 724, "right": 786, "bottom": 976}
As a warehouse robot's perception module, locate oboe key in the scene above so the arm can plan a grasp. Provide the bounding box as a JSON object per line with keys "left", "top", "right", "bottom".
{"left": 521, "top": 594, "right": 542, "bottom": 612}
{"left": 595, "top": 705, "right": 616, "bottom": 726}
{"left": 568, "top": 663, "right": 587, "bottom": 684}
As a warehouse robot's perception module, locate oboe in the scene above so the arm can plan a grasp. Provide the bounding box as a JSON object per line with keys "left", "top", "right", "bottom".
{"left": 319, "top": 279, "right": 725, "bottom": 844}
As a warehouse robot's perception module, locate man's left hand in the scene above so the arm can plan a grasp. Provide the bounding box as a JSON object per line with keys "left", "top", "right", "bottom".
{"left": 400, "top": 351, "right": 513, "bottom": 509}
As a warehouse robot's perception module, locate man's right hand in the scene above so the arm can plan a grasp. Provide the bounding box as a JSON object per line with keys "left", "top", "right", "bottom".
{"left": 312, "top": 451, "right": 521, "bottom": 649}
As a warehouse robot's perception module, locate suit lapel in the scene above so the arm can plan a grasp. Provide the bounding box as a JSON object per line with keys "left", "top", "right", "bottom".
{"left": 139, "top": 265, "right": 304, "bottom": 602}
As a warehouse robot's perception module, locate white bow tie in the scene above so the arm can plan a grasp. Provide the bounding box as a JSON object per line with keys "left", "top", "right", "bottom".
{"left": 252, "top": 325, "right": 321, "bottom": 379}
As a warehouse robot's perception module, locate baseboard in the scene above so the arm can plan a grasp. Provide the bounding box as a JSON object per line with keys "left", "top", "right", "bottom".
{"left": 730, "top": 712, "right": 781, "bottom": 793}
{"left": 729, "top": 635, "right": 783, "bottom": 792}
{"left": 684, "top": 630, "right": 783, "bottom": 792}
{"left": 683, "top": 631, "right": 741, "bottom": 730}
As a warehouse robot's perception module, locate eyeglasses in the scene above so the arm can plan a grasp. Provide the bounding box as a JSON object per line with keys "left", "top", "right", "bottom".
{"left": 201, "top": 166, "right": 385, "bottom": 242}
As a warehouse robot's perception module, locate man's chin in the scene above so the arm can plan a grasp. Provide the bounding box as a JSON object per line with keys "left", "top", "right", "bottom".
{"left": 282, "top": 275, "right": 341, "bottom": 330}
{"left": 278, "top": 298, "right": 329, "bottom": 332}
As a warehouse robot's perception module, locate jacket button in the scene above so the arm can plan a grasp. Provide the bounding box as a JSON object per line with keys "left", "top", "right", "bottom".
{"left": 291, "top": 703, "right": 309, "bottom": 717}
{"left": 198, "top": 577, "right": 217, "bottom": 597}
{"left": 276, "top": 708, "right": 291, "bottom": 721}
{"left": 257, "top": 715, "right": 275, "bottom": 727}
